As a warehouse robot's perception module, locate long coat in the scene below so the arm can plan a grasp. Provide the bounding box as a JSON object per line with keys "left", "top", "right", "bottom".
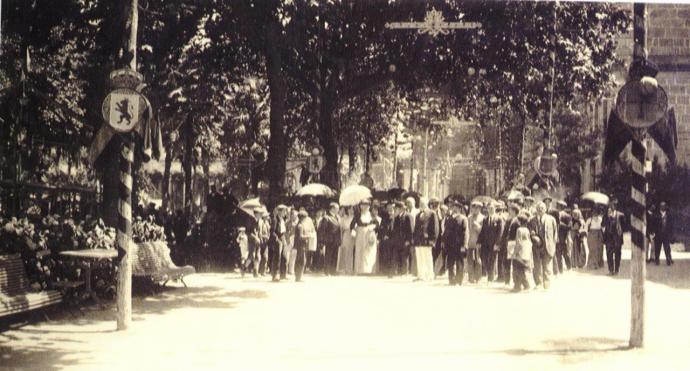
{"left": 393, "top": 212, "right": 414, "bottom": 249}
{"left": 443, "top": 213, "right": 469, "bottom": 255}
{"left": 529, "top": 214, "right": 559, "bottom": 257}
{"left": 478, "top": 214, "right": 505, "bottom": 252}
{"left": 602, "top": 210, "right": 626, "bottom": 247}
{"left": 319, "top": 213, "right": 341, "bottom": 247}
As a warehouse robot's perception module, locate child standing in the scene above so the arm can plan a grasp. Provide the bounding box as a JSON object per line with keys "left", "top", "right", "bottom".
{"left": 512, "top": 213, "right": 534, "bottom": 292}
{"left": 236, "top": 227, "right": 249, "bottom": 277}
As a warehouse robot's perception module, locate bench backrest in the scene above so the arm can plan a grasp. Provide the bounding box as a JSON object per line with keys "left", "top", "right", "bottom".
{"left": 0, "top": 254, "right": 30, "bottom": 296}
{"left": 150, "top": 241, "right": 178, "bottom": 269}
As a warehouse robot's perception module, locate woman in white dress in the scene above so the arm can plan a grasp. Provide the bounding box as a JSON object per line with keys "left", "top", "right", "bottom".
{"left": 337, "top": 206, "right": 355, "bottom": 274}
{"left": 586, "top": 206, "right": 605, "bottom": 270}
{"left": 352, "top": 199, "right": 378, "bottom": 275}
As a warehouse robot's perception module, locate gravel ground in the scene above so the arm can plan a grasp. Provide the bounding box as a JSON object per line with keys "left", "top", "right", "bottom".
{"left": 2, "top": 249, "right": 689, "bottom": 371}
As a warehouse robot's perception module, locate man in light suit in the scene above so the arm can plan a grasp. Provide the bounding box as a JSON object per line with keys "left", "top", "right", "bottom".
{"left": 529, "top": 201, "right": 558, "bottom": 289}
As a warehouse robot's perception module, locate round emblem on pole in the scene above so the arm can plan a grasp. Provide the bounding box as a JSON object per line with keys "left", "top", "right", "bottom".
{"left": 615, "top": 78, "right": 668, "bottom": 129}
{"left": 102, "top": 88, "right": 147, "bottom": 133}
{"left": 307, "top": 146, "right": 325, "bottom": 174}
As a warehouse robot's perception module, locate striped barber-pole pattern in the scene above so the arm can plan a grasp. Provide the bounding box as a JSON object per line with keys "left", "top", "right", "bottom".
{"left": 117, "top": 137, "right": 134, "bottom": 261}
{"left": 630, "top": 139, "right": 647, "bottom": 251}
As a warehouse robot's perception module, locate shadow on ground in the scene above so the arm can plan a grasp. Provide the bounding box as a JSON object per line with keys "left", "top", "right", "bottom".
{"left": 0, "top": 344, "right": 81, "bottom": 371}
{"left": 500, "top": 337, "right": 629, "bottom": 364}
{"left": 574, "top": 256, "right": 690, "bottom": 290}
{"left": 0, "top": 285, "right": 268, "bottom": 369}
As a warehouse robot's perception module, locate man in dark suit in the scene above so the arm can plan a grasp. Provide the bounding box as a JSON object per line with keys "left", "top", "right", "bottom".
{"left": 445, "top": 201, "right": 470, "bottom": 285}
{"left": 478, "top": 202, "right": 505, "bottom": 282}
{"left": 391, "top": 201, "right": 413, "bottom": 276}
{"left": 653, "top": 201, "right": 674, "bottom": 266}
{"left": 603, "top": 201, "right": 626, "bottom": 275}
{"left": 319, "top": 202, "right": 341, "bottom": 276}
{"left": 434, "top": 203, "right": 450, "bottom": 277}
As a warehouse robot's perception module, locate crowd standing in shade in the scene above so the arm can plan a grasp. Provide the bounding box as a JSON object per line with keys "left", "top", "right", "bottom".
{"left": 229, "top": 190, "right": 676, "bottom": 291}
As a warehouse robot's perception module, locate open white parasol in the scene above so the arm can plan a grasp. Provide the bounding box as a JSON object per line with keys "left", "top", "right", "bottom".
{"left": 339, "top": 185, "right": 372, "bottom": 206}
{"left": 296, "top": 183, "right": 336, "bottom": 198}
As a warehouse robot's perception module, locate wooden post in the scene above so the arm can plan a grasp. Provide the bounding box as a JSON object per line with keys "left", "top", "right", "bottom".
{"left": 629, "top": 2, "right": 647, "bottom": 348}
{"left": 116, "top": 0, "right": 138, "bottom": 331}
{"left": 116, "top": 137, "right": 134, "bottom": 330}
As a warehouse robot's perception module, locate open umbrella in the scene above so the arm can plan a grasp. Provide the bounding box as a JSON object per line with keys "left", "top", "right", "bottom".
{"left": 239, "top": 197, "right": 263, "bottom": 215}
{"left": 503, "top": 190, "right": 524, "bottom": 201}
{"left": 296, "top": 183, "right": 336, "bottom": 198}
{"left": 581, "top": 192, "right": 609, "bottom": 205}
{"left": 339, "top": 185, "right": 372, "bottom": 206}
{"left": 472, "top": 195, "right": 495, "bottom": 205}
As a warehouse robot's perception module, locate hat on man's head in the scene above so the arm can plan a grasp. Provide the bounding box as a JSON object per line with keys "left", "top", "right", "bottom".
{"left": 556, "top": 200, "right": 567, "bottom": 208}
{"left": 470, "top": 201, "right": 482, "bottom": 207}
{"left": 329, "top": 202, "right": 339, "bottom": 209}
{"left": 429, "top": 197, "right": 440, "bottom": 206}
{"left": 360, "top": 199, "right": 371, "bottom": 205}
{"left": 525, "top": 196, "right": 535, "bottom": 203}
{"left": 394, "top": 200, "right": 405, "bottom": 208}
{"left": 543, "top": 196, "right": 552, "bottom": 202}
{"left": 298, "top": 210, "right": 308, "bottom": 217}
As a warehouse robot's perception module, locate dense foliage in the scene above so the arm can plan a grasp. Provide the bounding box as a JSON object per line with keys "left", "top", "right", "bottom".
{"left": 1, "top": 1, "right": 631, "bottom": 210}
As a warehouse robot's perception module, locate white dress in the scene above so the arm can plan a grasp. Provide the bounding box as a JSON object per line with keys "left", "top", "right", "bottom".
{"left": 337, "top": 215, "right": 355, "bottom": 274}
{"left": 353, "top": 212, "right": 378, "bottom": 275}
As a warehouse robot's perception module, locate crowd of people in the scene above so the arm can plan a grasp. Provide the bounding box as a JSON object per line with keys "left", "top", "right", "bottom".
{"left": 231, "top": 190, "right": 677, "bottom": 291}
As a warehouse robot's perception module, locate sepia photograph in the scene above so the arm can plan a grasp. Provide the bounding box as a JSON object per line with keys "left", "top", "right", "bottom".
{"left": 0, "top": 0, "right": 689, "bottom": 369}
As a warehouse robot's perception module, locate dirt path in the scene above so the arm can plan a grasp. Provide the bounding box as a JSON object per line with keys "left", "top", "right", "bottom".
{"left": 2, "top": 251, "right": 689, "bottom": 371}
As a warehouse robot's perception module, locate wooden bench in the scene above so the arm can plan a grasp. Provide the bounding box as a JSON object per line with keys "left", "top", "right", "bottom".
{"left": 132, "top": 241, "right": 195, "bottom": 287}
{"left": 1, "top": 254, "right": 62, "bottom": 319}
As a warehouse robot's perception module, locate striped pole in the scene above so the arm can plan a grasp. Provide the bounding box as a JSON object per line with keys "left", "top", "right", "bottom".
{"left": 116, "top": 135, "right": 134, "bottom": 330}
{"left": 629, "top": 2, "right": 647, "bottom": 349}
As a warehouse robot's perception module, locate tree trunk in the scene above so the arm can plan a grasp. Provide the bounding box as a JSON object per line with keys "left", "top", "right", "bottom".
{"left": 161, "top": 133, "right": 173, "bottom": 212}
{"left": 265, "top": 22, "right": 288, "bottom": 209}
{"left": 317, "top": 98, "right": 340, "bottom": 190}
{"left": 183, "top": 114, "right": 194, "bottom": 218}
{"left": 202, "top": 149, "right": 210, "bottom": 211}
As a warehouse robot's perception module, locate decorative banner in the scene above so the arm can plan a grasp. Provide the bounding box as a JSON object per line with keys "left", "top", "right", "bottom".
{"left": 307, "top": 155, "right": 325, "bottom": 174}
{"left": 102, "top": 89, "right": 145, "bottom": 133}
{"left": 385, "top": 8, "right": 481, "bottom": 37}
